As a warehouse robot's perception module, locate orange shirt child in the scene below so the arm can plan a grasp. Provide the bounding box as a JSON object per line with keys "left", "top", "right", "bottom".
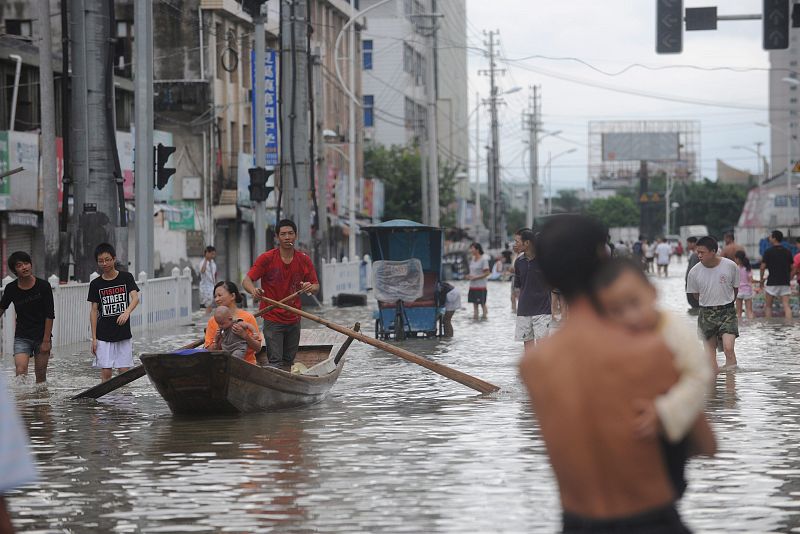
{"left": 204, "top": 309, "right": 261, "bottom": 365}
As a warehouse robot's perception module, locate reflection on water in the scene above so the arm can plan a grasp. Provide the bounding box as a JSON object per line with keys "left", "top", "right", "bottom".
{"left": 3, "top": 268, "right": 800, "bottom": 532}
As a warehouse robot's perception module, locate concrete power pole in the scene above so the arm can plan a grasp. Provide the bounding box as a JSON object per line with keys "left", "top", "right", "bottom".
{"left": 134, "top": 0, "right": 154, "bottom": 277}
{"left": 253, "top": 4, "right": 267, "bottom": 254}
{"left": 425, "top": 12, "right": 440, "bottom": 227}
{"left": 312, "top": 48, "right": 329, "bottom": 258}
{"left": 478, "top": 31, "right": 503, "bottom": 249}
{"left": 280, "top": 0, "right": 312, "bottom": 252}
{"left": 71, "top": 0, "right": 127, "bottom": 281}
{"left": 37, "top": 0, "right": 58, "bottom": 278}
{"left": 523, "top": 86, "right": 540, "bottom": 228}
{"left": 473, "top": 91, "right": 481, "bottom": 238}
{"left": 348, "top": 21, "right": 358, "bottom": 258}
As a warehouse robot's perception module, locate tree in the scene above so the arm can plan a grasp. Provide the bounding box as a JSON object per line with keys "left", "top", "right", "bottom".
{"left": 506, "top": 208, "right": 526, "bottom": 236}
{"left": 672, "top": 179, "right": 748, "bottom": 238}
{"left": 586, "top": 195, "right": 639, "bottom": 228}
{"left": 552, "top": 189, "right": 585, "bottom": 213}
{"left": 364, "top": 145, "right": 460, "bottom": 225}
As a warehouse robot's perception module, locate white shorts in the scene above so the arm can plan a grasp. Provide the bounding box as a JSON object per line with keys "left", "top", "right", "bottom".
{"left": 515, "top": 314, "right": 552, "bottom": 342}
{"left": 765, "top": 285, "right": 792, "bottom": 297}
{"left": 93, "top": 339, "right": 134, "bottom": 369}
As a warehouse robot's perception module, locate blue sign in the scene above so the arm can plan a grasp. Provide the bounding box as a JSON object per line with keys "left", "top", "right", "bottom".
{"left": 251, "top": 49, "right": 279, "bottom": 168}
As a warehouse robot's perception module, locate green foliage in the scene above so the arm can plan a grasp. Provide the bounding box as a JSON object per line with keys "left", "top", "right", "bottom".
{"left": 364, "top": 145, "right": 422, "bottom": 222}
{"left": 586, "top": 195, "right": 640, "bottom": 228}
{"left": 506, "top": 208, "right": 527, "bottom": 236}
{"left": 551, "top": 190, "right": 585, "bottom": 214}
{"left": 364, "top": 144, "right": 461, "bottom": 225}
{"left": 672, "top": 179, "right": 749, "bottom": 238}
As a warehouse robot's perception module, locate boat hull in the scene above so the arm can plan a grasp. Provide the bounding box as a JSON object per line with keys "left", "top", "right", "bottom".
{"left": 140, "top": 346, "right": 343, "bottom": 415}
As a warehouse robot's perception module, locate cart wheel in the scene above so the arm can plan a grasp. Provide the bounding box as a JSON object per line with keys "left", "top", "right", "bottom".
{"left": 394, "top": 314, "right": 405, "bottom": 341}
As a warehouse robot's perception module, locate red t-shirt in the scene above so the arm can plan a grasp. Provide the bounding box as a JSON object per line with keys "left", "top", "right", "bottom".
{"left": 794, "top": 252, "right": 800, "bottom": 281}
{"left": 247, "top": 249, "right": 319, "bottom": 324}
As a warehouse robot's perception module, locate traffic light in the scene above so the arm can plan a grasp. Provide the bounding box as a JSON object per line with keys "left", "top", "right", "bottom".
{"left": 248, "top": 167, "right": 273, "bottom": 202}
{"left": 764, "top": 0, "right": 790, "bottom": 50}
{"left": 656, "top": 0, "right": 683, "bottom": 54}
{"left": 155, "top": 143, "right": 176, "bottom": 190}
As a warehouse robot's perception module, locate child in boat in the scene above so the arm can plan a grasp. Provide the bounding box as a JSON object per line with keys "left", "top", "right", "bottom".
{"left": 209, "top": 306, "right": 259, "bottom": 360}
{"left": 591, "top": 258, "right": 712, "bottom": 444}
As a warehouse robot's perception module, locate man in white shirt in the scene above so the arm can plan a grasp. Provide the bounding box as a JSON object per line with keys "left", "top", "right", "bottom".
{"left": 686, "top": 236, "right": 740, "bottom": 374}
{"left": 1, "top": 372, "right": 38, "bottom": 532}
{"left": 655, "top": 238, "right": 672, "bottom": 277}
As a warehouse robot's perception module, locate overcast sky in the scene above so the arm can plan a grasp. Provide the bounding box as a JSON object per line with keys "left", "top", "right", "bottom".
{"left": 464, "top": 0, "right": 771, "bottom": 193}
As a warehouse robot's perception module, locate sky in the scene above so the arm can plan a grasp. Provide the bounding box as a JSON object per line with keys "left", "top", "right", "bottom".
{"left": 464, "top": 0, "right": 772, "bottom": 194}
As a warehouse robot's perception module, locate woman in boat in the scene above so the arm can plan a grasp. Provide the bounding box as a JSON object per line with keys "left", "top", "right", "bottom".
{"left": 204, "top": 281, "right": 262, "bottom": 365}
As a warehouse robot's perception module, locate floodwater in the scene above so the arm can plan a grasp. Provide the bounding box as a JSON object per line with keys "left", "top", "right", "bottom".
{"left": 4, "top": 261, "right": 800, "bottom": 533}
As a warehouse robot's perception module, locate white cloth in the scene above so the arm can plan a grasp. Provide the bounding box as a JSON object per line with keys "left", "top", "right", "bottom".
{"left": 469, "top": 257, "right": 490, "bottom": 289}
{"left": 764, "top": 284, "right": 792, "bottom": 297}
{"left": 93, "top": 338, "right": 134, "bottom": 369}
{"left": 686, "top": 257, "right": 739, "bottom": 306}
{"left": 0, "top": 373, "right": 37, "bottom": 492}
{"left": 444, "top": 287, "right": 461, "bottom": 311}
{"left": 514, "top": 314, "right": 552, "bottom": 342}
{"left": 655, "top": 243, "right": 672, "bottom": 265}
{"left": 655, "top": 312, "right": 713, "bottom": 443}
{"left": 198, "top": 258, "right": 217, "bottom": 306}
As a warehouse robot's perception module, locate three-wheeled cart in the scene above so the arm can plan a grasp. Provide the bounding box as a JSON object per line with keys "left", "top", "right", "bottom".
{"left": 366, "top": 220, "right": 444, "bottom": 340}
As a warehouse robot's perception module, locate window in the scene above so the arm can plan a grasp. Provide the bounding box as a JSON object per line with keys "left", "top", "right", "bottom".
{"left": 363, "top": 95, "right": 374, "bottom": 127}
{"left": 405, "top": 97, "right": 415, "bottom": 130}
{"left": 362, "top": 40, "right": 373, "bottom": 70}
{"left": 415, "top": 51, "right": 425, "bottom": 86}
{"left": 792, "top": 97, "right": 798, "bottom": 104}
{"left": 243, "top": 123, "right": 252, "bottom": 154}
{"left": 403, "top": 43, "right": 414, "bottom": 74}
{"left": 5, "top": 20, "right": 32, "bottom": 38}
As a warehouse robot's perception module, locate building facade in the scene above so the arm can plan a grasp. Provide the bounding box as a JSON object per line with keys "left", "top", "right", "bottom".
{"left": 768, "top": 41, "right": 800, "bottom": 204}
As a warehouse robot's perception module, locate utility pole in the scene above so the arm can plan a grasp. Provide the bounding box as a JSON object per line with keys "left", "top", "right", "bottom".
{"left": 312, "top": 48, "right": 329, "bottom": 258}
{"left": 473, "top": 92, "right": 481, "bottom": 238}
{"left": 253, "top": 4, "right": 267, "bottom": 254}
{"left": 348, "top": 20, "right": 358, "bottom": 258}
{"left": 37, "top": 0, "right": 58, "bottom": 278}
{"left": 424, "top": 12, "right": 440, "bottom": 227}
{"left": 134, "top": 0, "right": 154, "bottom": 277}
{"left": 71, "top": 0, "right": 127, "bottom": 281}
{"left": 280, "top": 0, "right": 312, "bottom": 252}
{"left": 478, "top": 30, "right": 503, "bottom": 249}
{"left": 522, "top": 86, "right": 540, "bottom": 228}
{"left": 58, "top": 0, "right": 71, "bottom": 281}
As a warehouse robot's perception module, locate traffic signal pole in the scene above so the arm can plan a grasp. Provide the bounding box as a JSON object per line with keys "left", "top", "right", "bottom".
{"left": 134, "top": 0, "right": 154, "bottom": 277}
{"left": 254, "top": 4, "right": 267, "bottom": 254}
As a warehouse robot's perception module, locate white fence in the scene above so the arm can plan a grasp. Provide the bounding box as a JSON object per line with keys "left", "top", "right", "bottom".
{"left": 1, "top": 267, "right": 193, "bottom": 353}
{"left": 320, "top": 255, "right": 372, "bottom": 305}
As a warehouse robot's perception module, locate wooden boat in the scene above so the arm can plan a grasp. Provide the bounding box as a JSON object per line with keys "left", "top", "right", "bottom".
{"left": 140, "top": 330, "right": 355, "bottom": 415}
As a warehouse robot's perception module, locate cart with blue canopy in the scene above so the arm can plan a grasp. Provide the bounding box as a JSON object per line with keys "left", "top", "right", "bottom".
{"left": 366, "top": 219, "right": 444, "bottom": 340}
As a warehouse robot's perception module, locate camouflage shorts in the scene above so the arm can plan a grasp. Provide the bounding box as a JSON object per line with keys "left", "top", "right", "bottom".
{"left": 698, "top": 304, "right": 739, "bottom": 340}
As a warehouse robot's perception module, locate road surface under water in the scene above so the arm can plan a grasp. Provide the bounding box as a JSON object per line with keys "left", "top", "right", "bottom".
{"left": 4, "top": 262, "right": 800, "bottom": 533}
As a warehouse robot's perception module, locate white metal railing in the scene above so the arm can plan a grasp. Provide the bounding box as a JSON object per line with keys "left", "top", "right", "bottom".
{"left": 320, "top": 255, "right": 372, "bottom": 304}
{"left": 1, "top": 267, "right": 192, "bottom": 353}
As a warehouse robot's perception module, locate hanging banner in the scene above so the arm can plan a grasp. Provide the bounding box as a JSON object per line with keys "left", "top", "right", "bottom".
{"left": 251, "top": 49, "right": 279, "bottom": 169}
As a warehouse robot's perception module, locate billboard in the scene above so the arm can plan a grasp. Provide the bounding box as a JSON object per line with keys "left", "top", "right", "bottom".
{"left": 602, "top": 132, "right": 679, "bottom": 161}
{"left": 251, "top": 49, "right": 279, "bottom": 168}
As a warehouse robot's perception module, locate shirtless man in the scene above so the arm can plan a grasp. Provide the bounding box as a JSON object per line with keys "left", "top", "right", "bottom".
{"left": 519, "top": 215, "right": 715, "bottom": 533}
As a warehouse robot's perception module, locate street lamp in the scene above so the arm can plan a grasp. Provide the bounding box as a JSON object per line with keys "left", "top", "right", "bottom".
{"left": 731, "top": 144, "right": 764, "bottom": 184}
{"left": 545, "top": 148, "right": 577, "bottom": 215}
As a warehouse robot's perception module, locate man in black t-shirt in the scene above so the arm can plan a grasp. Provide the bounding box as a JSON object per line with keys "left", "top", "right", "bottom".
{"left": 760, "top": 230, "right": 794, "bottom": 320}
{"left": 0, "top": 251, "right": 55, "bottom": 382}
{"left": 88, "top": 243, "right": 140, "bottom": 382}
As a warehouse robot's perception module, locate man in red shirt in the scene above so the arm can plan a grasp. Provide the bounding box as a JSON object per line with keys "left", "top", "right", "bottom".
{"left": 793, "top": 237, "right": 800, "bottom": 290}
{"left": 243, "top": 219, "right": 320, "bottom": 369}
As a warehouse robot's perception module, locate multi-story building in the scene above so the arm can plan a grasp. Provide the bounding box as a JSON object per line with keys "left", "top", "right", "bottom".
{"left": 768, "top": 41, "right": 800, "bottom": 224}
{"left": 0, "top": 1, "right": 135, "bottom": 278}
{"left": 360, "top": 0, "right": 468, "bottom": 167}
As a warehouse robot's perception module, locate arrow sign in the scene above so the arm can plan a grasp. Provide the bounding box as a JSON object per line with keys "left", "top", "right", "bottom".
{"left": 657, "top": 0, "right": 684, "bottom": 54}
{"left": 764, "top": 0, "right": 790, "bottom": 50}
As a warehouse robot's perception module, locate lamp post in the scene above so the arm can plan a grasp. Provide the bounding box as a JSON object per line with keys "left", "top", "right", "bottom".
{"left": 545, "top": 148, "right": 577, "bottom": 215}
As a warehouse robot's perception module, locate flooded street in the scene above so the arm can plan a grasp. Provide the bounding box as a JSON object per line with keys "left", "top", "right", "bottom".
{"left": 5, "top": 264, "right": 800, "bottom": 533}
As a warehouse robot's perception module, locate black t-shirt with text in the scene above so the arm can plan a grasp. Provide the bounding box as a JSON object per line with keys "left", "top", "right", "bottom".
{"left": 762, "top": 245, "right": 793, "bottom": 286}
{"left": 0, "top": 278, "right": 55, "bottom": 341}
{"left": 88, "top": 271, "right": 140, "bottom": 342}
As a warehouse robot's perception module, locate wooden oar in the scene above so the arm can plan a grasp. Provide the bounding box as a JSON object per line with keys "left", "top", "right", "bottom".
{"left": 71, "top": 338, "right": 204, "bottom": 400}
{"left": 72, "top": 289, "right": 306, "bottom": 400}
{"left": 257, "top": 296, "right": 501, "bottom": 394}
